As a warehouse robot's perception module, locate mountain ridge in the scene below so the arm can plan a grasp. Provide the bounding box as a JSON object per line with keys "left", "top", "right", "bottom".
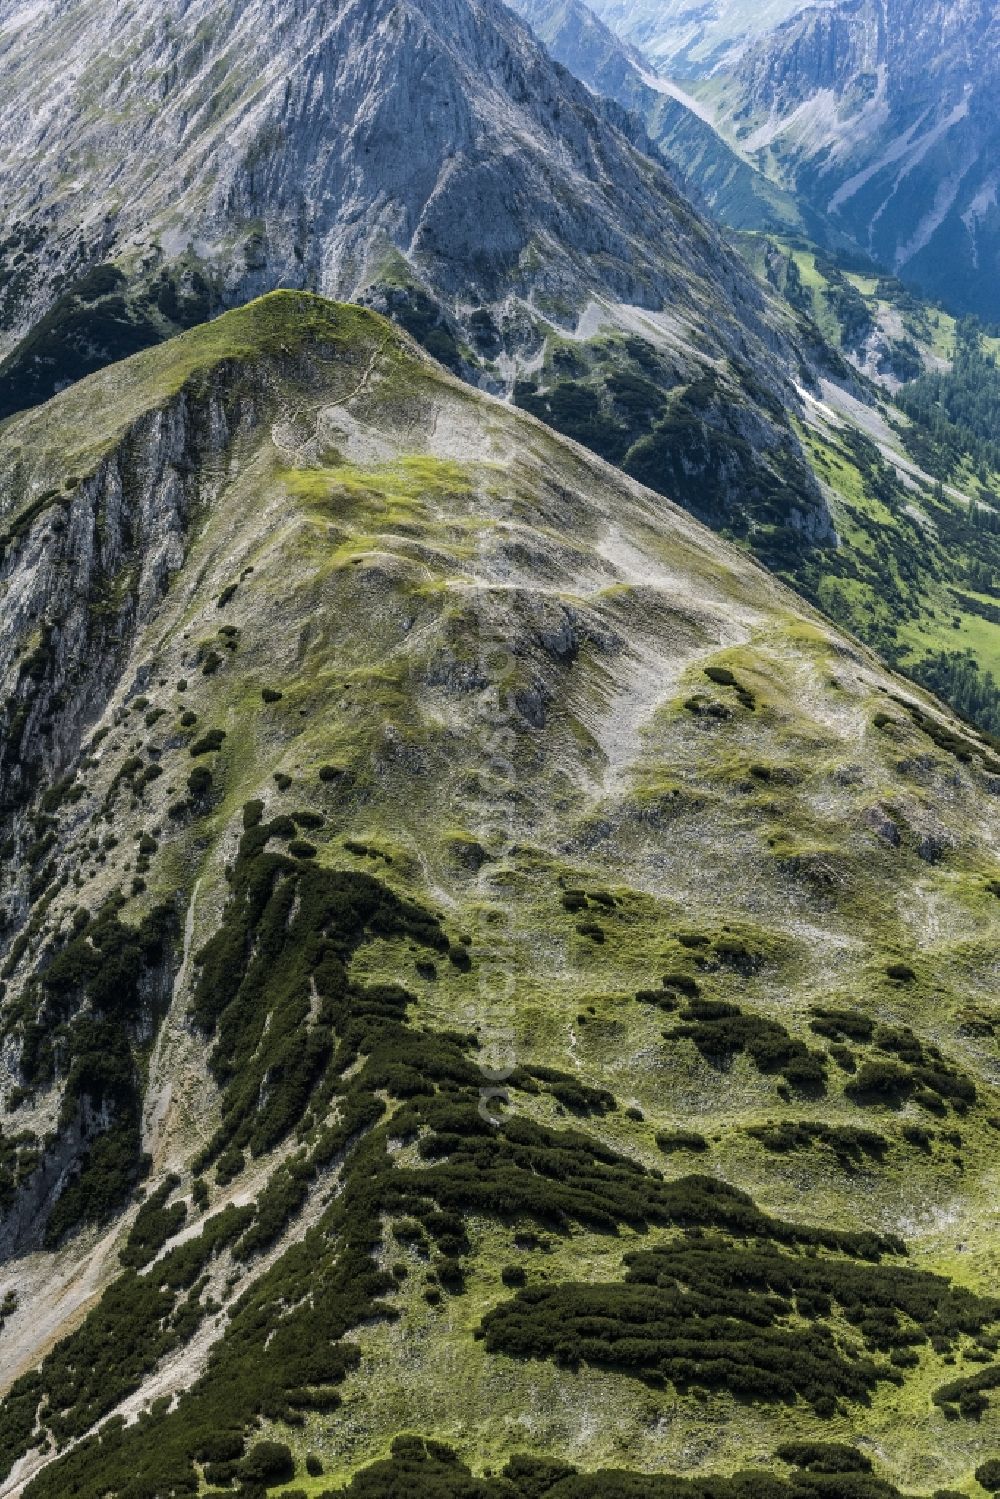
{"left": 0, "top": 293, "right": 999, "bottom": 1496}
{"left": 0, "top": 0, "right": 781, "bottom": 386}
{"left": 506, "top": 0, "right": 826, "bottom": 238}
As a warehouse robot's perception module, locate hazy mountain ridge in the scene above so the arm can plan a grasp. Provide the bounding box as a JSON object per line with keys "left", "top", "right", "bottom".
{"left": 507, "top": 0, "right": 823, "bottom": 237}
{"left": 726, "top": 0, "right": 1000, "bottom": 320}
{"left": 583, "top": 0, "right": 814, "bottom": 76}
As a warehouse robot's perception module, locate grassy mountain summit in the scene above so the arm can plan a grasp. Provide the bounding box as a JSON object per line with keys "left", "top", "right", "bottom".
{"left": 0, "top": 295, "right": 999, "bottom": 1496}
{"left": 0, "top": 0, "right": 842, "bottom": 625}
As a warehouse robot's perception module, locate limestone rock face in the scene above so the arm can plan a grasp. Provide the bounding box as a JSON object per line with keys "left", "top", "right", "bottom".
{"left": 0, "top": 0, "right": 783, "bottom": 394}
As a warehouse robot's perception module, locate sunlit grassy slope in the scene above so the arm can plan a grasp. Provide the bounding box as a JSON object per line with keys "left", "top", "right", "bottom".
{"left": 0, "top": 295, "right": 998, "bottom": 1498}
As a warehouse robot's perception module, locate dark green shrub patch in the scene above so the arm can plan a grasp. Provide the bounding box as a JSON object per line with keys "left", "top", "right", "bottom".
{"left": 190, "top": 729, "right": 226, "bottom": 756}
{"left": 703, "top": 666, "right": 756, "bottom": 710}
{"left": 747, "top": 1121, "right": 888, "bottom": 1166}
{"left": 934, "top": 1363, "right": 1000, "bottom": 1420}
{"left": 660, "top": 972, "right": 700, "bottom": 997}
{"left": 775, "top": 1443, "right": 871, "bottom": 1474}
{"left": 187, "top": 765, "right": 213, "bottom": 799}
{"left": 0, "top": 1196, "right": 253, "bottom": 1468}
{"left": 266, "top": 814, "right": 296, "bottom": 838}
{"left": 244, "top": 800, "right": 265, "bottom": 828}
{"left": 976, "top": 1459, "right": 1000, "bottom": 1491}
{"left": 119, "top": 1174, "right": 186, "bottom": 1267}
{"left": 710, "top": 935, "right": 764, "bottom": 974}
{"left": 809, "top": 1007, "right": 874, "bottom": 1044}
{"left": 0, "top": 1128, "right": 41, "bottom": 1212}
{"left": 668, "top": 1000, "right": 827, "bottom": 1093}
{"left": 214, "top": 1148, "right": 244, "bottom": 1185}
{"left": 7, "top": 898, "right": 176, "bottom": 1245}
{"left": 187, "top": 825, "right": 448, "bottom": 1164}
{"left": 293, "top": 810, "right": 324, "bottom": 829}
{"left": 480, "top": 1233, "right": 1000, "bottom": 1413}
{"left": 238, "top": 1439, "right": 294, "bottom": 1484}
{"left": 635, "top": 988, "right": 678, "bottom": 1013}
{"left": 448, "top": 942, "right": 472, "bottom": 970}
{"left": 844, "top": 1026, "right": 975, "bottom": 1112}
{"left": 518, "top": 1066, "right": 615, "bottom": 1116}
{"left": 655, "top": 1130, "right": 708, "bottom": 1154}
{"left": 846, "top": 1060, "right": 914, "bottom": 1106}
{"left": 261, "top": 687, "right": 283, "bottom": 703}
{"left": 683, "top": 693, "right": 731, "bottom": 719}
{"left": 332, "top": 1433, "right": 920, "bottom": 1496}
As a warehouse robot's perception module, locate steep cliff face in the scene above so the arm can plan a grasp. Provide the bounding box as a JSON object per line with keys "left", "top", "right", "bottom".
{"left": 1, "top": 294, "right": 1000, "bottom": 1499}
{"left": 729, "top": 0, "right": 1000, "bottom": 319}
{"left": 0, "top": 0, "right": 780, "bottom": 395}
{"left": 0, "top": 302, "right": 390, "bottom": 1253}
{"left": 0, "top": 398, "right": 224, "bottom": 816}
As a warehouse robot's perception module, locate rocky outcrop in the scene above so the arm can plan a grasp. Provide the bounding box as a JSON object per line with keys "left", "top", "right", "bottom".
{"left": 0, "top": 0, "right": 787, "bottom": 406}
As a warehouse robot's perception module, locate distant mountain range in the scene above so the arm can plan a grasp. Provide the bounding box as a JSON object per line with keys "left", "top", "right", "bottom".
{"left": 584, "top": 0, "right": 812, "bottom": 76}
{"left": 580, "top": 0, "right": 1000, "bottom": 323}
{"left": 727, "top": 0, "right": 1000, "bottom": 322}
{"left": 507, "top": 0, "right": 824, "bottom": 237}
